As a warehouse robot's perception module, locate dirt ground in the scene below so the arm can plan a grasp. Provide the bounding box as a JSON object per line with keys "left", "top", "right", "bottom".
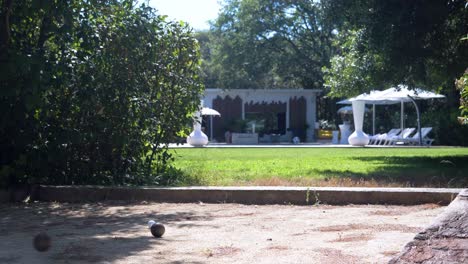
{"left": 0, "top": 202, "right": 445, "bottom": 264}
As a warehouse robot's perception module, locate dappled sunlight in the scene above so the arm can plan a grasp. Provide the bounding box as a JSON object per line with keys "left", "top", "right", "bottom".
{"left": 1, "top": 202, "right": 446, "bottom": 263}
{"left": 0, "top": 202, "right": 218, "bottom": 263}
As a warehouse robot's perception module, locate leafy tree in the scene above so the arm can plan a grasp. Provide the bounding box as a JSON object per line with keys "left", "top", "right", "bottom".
{"left": 207, "top": 0, "right": 333, "bottom": 89}
{"left": 195, "top": 30, "right": 220, "bottom": 88}
{"left": 0, "top": 0, "right": 203, "bottom": 188}
{"left": 456, "top": 69, "right": 468, "bottom": 120}
{"left": 322, "top": 29, "right": 385, "bottom": 97}
{"left": 320, "top": 0, "right": 468, "bottom": 145}
{"left": 322, "top": 0, "right": 468, "bottom": 97}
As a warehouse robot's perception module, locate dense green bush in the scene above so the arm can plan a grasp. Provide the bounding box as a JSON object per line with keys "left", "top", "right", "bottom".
{"left": 456, "top": 69, "right": 468, "bottom": 119}
{"left": 428, "top": 111, "right": 468, "bottom": 146}
{"left": 0, "top": 1, "right": 203, "bottom": 188}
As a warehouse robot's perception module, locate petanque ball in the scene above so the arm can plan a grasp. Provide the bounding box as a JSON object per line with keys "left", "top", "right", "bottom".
{"left": 33, "top": 232, "right": 51, "bottom": 252}
{"left": 150, "top": 223, "right": 165, "bottom": 238}
{"left": 148, "top": 220, "right": 156, "bottom": 228}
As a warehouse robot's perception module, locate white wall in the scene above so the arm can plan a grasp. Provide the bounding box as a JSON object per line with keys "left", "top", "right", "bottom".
{"left": 203, "top": 89, "right": 321, "bottom": 142}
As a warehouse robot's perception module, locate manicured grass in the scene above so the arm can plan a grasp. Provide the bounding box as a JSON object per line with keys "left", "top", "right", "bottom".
{"left": 170, "top": 147, "right": 468, "bottom": 187}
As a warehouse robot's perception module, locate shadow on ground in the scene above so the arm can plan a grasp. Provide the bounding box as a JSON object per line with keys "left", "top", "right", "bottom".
{"left": 0, "top": 202, "right": 215, "bottom": 263}
{"left": 314, "top": 156, "right": 468, "bottom": 187}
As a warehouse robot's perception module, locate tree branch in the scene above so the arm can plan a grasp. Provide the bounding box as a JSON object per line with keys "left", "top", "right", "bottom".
{"left": 0, "top": 0, "right": 13, "bottom": 57}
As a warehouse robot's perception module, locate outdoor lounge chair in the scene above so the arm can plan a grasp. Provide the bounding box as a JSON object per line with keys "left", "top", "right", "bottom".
{"left": 368, "top": 134, "right": 380, "bottom": 145}
{"left": 401, "top": 127, "right": 434, "bottom": 146}
{"left": 383, "top": 127, "right": 416, "bottom": 145}
{"left": 369, "top": 128, "right": 401, "bottom": 145}
{"left": 373, "top": 129, "right": 403, "bottom": 145}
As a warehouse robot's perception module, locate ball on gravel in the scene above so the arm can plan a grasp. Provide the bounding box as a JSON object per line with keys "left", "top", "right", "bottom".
{"left": 150, "top": 222, "right": 165, "bottom": 238}
{"left": 148, "top": 220, "right": 156, "bottom": 228}
{"left": 33, "top": 232, "right": 51, "bottom": 252}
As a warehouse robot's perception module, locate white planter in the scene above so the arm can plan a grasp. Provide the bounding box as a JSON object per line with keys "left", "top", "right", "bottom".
{"left": 339, "top": 123, "right": 351, "bottom": 144}
{"left": 332, "top": 130, "right": 339, "bottom": 144}
{"left": 187, "top": 110, "right": 208, "bottom": 147}
{"left": 187, "top": 129, "right": 208, "bottom": 147}
{"left": 348, "top": 101, "right": 369, "bottom": 146}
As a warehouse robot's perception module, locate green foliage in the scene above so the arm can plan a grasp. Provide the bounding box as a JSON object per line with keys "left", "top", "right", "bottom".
{"left": 0, "top": 1, "right": 203, "bottom": 188}
{"left": 205, "top": 0, "right": 333, "bottom": 89}
{"left": 456, "top": 69, "right": 468, "bottom": 118}
{"left": 320, "top": 0, "right": 468, "bottom": 143}
{"left": 422, "top": 105, "right": 468, "bottom": 146}
{"left": 322, "top": 30, "right": 385, "bottom": 97}
{"left": 322, "top": 0, "right": 468, "bottom": 97}
{"left": 194, "top": 30, "right": 220, "bottom": 88}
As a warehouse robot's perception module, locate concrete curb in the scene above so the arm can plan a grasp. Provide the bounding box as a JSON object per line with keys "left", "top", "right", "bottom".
{"left": 36, "top": 186, "right": 462, "bottom": 205}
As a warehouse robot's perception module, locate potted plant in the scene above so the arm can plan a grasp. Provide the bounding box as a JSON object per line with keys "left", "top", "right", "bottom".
{"left": 317, "top": 120, "right": 337, "bottom": 139}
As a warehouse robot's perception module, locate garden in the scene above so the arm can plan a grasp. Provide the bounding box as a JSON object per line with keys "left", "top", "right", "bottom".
{"left": 1, "top": 1, "right": 467, "bottom": 263}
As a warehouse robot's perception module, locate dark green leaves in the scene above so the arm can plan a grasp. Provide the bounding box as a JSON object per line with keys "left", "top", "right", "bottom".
{"left": 204, "top": 0, "right": 333, "bottom": 89}
{"left": 0, "top": 0, "right": 203, "bottom": 188}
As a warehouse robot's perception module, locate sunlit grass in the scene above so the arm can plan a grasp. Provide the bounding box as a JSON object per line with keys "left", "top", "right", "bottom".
{"left": 170, "top": 148, "right": 468, "bottom": 187}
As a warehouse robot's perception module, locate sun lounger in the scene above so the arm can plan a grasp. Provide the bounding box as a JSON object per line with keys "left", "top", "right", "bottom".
{"left": 369, "top": 129, "right": 400, "bottom": 145}
{"left": 383, "top": 128, "right": 416, "bottom": 145}
{"left": 372, "top": 128, "right": 401, "bottom": 145}
{"left": 401, "top": 127, "right": 434, "bottom": 146}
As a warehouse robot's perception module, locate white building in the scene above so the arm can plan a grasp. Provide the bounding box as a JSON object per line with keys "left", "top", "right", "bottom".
{"left": 203, "top": 88, "right": 321, "bottom": 142}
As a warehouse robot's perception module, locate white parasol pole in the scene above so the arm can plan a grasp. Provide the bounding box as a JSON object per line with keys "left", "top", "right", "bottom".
{"left": 400, "top": 101, "right": 404, "bottom": 131}
{"left": 407, "top": 95, "right": 422, "bottom": 146}
{"left": 210, "top": 115, "right": 213, "bottom": 141}
{"left": 372, "top": 104, "right": 376, "bottom": 135}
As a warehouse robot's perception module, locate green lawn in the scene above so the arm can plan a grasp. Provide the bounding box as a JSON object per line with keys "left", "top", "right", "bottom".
{"left": 170, "top": 147, "right": 468, "bottom": 188}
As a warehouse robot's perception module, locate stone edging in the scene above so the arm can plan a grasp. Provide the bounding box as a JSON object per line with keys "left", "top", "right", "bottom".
{"left": 29, "top": 186, "right": 462, "bottom": 205}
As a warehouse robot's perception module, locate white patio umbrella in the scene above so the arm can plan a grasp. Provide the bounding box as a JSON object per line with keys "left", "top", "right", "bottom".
{"left": 201, "top": 107, "right": 221, "bottom": 116}
{"left": 338, "top": 91, "right": 399, "bottom": 135}
{"left": 351, "top": 85, "right": 445, "bottom": 145}
{"left": 337, "top": 106, "right": 370, "bottom": 114}
{"left": 201, "top": 107, "right": 221, "bottom": 141}
{"left": 337, "top": 106, "right": 353, "bottom": 114}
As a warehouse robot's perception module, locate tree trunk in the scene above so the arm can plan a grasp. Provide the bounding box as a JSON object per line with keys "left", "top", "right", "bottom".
{"left": 0, "top": 0, "right": 13, "bottom": 57}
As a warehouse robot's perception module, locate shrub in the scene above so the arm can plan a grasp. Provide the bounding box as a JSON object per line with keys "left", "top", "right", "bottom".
{"left": 0, "top": 1, "right": 203, "bottom": 188}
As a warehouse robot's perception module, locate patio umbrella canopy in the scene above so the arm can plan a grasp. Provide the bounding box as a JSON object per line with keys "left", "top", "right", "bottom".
{"left": 201, "top": 107, "right": 221, "bottom": 141}
{"left": 201, "top": 107, "right": 221, "bottom": 116}
{"left": 348, "top": 85, "right": 445, "bottom": 145}
{"left": 337, "top": 91, "right": 400, "bottom": 135}
{"left": 337, "top": 106, "right": 370, "bottom": 115}
{"left": 369, "top": 85, "right": 445, "bottom": 102}
{"left": 337, "top": 106, "right": 353, "bottom": 114}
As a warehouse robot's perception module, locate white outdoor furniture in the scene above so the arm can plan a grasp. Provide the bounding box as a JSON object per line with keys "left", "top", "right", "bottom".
{"left": 374, "top": 129, "right": 402, "bottom": 145}
{"left": 401, "top": 127, "right": 434, "bottom": 146}
{"left": 348, "top": 101, "right": 370, "bottom": 146}
{"left": 384, "top": 127, "right": 416, "bottom": 145}
{"left": 231, "top": 133, "right": 258, "bottom": 144}
{"left": 338, "top": 85, "right": 445, "bottom": 145}
{"left": 201, "top": 107, "right": 221, "bottom": 142}
{"left": 339, "top": 123, "right": 351, "bottom": 144}
{"left": 187, "top": 110, "right": 208, "bottom": 147}
{"left": 332, "top": 131, "right": 339, "bottom": 144}
{"left": 369, "top": 128, "right": 401, "bottom": 145}
{"left": 279, "top": 131, "right": 293, "bottom": 143}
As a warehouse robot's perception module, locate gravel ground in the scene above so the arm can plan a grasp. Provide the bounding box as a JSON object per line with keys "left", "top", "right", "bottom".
{"left": 0, "top": 202, "right": 445, "bottom": 263}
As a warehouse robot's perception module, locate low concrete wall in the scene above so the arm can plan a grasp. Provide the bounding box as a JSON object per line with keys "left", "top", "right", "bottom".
{"left": 0, "top": 185, "right": 41, "bottom": 203}
{"left": 36, "top": 186, "right": 461, "bottom": 205}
